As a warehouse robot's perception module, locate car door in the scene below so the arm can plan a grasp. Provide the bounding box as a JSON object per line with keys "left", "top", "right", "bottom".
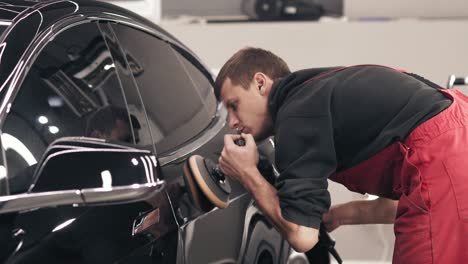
{"left": 109, "top": 23, "right": 290, "bottom": 264}
{"left": 1, "top": 20, "right": 175, "bottom": 264}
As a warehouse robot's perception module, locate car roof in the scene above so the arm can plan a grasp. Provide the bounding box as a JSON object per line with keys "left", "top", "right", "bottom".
{"left": 0, "top": 0, "right": 207, "bottom": 76}
{"left": 0, "top": 0, "right": 37, "bottom": 21}
{"left": 0, "top": 0, "right": 182, "bottom": 43}
{"left": 0, "top": 0, "right": 213, "bottom": 121}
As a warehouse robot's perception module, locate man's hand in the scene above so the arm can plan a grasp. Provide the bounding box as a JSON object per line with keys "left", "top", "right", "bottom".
{"left": 219, "top": 133, "right": 319, "bottom": 252}
{"left": 219, "top": 133, "right": 259, "bottom": 188}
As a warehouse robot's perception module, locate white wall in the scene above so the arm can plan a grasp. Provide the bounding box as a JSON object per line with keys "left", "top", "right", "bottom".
{"left": 160, "top": 18, "right": 468, "bottom": 262}
{"left": 345, "top": 0, "right": 468, "bottom": 19}
{"left": 160, "top": 0, "right": 468, "bottom": 20}
{"left": 161, "top": 19, "right": 468, "bottom": 90}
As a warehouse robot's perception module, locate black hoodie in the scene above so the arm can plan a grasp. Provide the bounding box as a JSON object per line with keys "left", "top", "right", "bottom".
{"left": 268, "top": 65, "right": 452, "bottom": 228}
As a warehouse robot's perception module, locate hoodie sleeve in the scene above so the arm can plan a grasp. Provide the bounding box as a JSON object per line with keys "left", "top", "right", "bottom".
{"left": 274, "top": 112, "right": 336, "bottom": 229}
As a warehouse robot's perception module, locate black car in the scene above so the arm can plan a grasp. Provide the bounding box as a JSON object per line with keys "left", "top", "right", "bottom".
{"left": 0, "top": 0, "right": 306, "bottom": 263}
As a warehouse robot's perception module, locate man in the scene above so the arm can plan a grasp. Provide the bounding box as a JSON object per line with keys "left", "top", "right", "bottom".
{"left": 216, "top": 47, "right": 468, "bottom": 263}
{"left": 86, "top": 105, "right": 141, "bottom": 144}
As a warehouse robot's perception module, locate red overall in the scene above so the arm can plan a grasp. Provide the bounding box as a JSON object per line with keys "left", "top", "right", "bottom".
{"left": 330, "top": 88, "right": 468, "bottom": 263}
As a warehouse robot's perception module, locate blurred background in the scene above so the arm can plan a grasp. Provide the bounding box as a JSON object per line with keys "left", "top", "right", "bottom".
{"left": 103, "top": 1, "right": 468, "bottom": 263}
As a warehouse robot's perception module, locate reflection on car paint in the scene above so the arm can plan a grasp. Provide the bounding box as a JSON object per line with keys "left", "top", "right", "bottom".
{"left": 0, "top": 0, "right": 295, "bottom": 263}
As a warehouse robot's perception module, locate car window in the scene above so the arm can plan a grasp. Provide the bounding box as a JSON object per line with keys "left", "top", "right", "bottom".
{"left": 97, "top": 22, "right": 155, "bottom": 153}
{"left": 172, "top": 49, "right": 217, "bottom": 120}
{"left": 111, "top": 24, "right": 216, "bottom": 155}
{"left": 2, "top": 22, "right": 146, "bottom": 193}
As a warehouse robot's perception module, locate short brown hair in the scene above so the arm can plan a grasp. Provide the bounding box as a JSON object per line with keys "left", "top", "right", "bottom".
{"left": 214, "top": 47, "right": 291, "bottom": 101}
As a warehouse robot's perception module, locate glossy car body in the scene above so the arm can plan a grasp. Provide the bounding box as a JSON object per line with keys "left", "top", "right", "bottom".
{"left": 0, "top": 0, "right": 294, "bottom": 263}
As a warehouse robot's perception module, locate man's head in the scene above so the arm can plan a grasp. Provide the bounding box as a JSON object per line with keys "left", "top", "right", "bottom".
{"left": 86, "top": 106, "right": 141, "bottom": 143}
{"left": 214, "top": 47, "right": 290, "bottom": 140}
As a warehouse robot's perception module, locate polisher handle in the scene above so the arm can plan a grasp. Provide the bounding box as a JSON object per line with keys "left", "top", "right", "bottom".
{"left": 234, "top": 137, "right": 246, "bottom": 146}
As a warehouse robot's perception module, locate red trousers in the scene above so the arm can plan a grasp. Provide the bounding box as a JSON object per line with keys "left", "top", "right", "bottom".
{"left": 330, "top": 89, "right": 468, "bottom": 263}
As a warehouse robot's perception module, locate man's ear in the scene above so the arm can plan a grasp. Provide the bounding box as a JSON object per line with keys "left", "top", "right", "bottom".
{"left": 253, "top": 72, "right": 272, "bottom": 96}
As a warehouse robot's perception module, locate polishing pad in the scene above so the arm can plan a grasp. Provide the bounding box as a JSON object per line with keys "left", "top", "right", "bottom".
{"left": 183, "top": 160, "right": 213, "bottom": 212}
{"left": 185, "top": 155, "right": 231, "bottom": 209}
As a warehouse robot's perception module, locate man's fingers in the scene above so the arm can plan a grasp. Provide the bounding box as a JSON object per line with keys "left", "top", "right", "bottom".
{"left": 218, "top": 159, "right": 233, "bottom": 177}
{"left": 224, "top": 134, "right": 242, "bottom": 148}
{"left": 218, "top": 157, "right": 227, "bottom": 172}
{"left": 241, "top": 133, "right": 255, "bottom": 146}
{"left": 221, "top": 148, "right": 226, "bottom": 158}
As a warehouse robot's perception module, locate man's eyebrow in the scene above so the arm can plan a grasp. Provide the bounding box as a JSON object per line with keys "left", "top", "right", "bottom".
{"left": 225, "top": 99, "right": 237, "bottom": 108}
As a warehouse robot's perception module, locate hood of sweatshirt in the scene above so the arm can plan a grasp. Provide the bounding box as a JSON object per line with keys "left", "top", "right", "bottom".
{"left": 268, "top": 67, "right": 342, "bottom": 122}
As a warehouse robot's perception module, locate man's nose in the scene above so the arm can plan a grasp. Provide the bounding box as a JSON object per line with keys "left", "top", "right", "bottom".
{"left": 228, "top": 114, "right": 239, "bottom": 129}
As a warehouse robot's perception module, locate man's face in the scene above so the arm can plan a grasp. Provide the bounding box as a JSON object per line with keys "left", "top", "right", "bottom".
{"left": 220, "top": 77, "right": 273, "bottom": 141}
{"left": 89, "top": 118, "right": 138, "bottom": 144}
{"left": 110, "top": 119, "right": 133, "bottom": 143}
